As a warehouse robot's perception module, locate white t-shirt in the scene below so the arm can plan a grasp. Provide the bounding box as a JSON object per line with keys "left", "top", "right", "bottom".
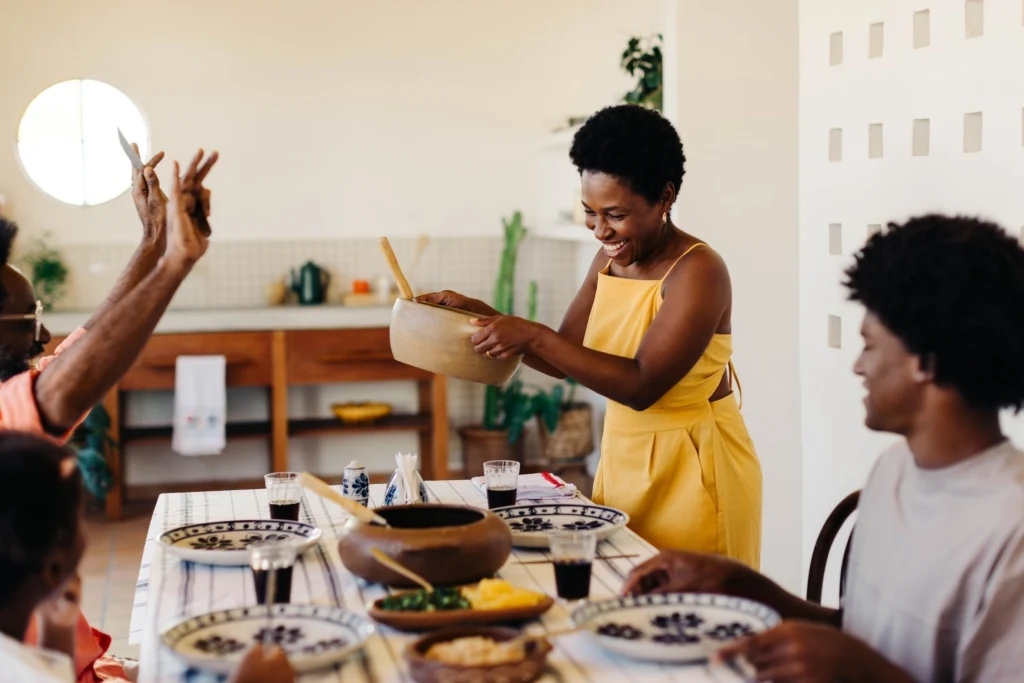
{"left": 843, "top": 440, "right": 1024, "bottom": 683}
{"left": 0, "top": 630, "right": 74, "bottom": 682}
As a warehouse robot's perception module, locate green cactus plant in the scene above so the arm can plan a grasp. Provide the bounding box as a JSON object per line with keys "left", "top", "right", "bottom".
{"left": 480, "top": 212, "right": 538, "bottom": 444}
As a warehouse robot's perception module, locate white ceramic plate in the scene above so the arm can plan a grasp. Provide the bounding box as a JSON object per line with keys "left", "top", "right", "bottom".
{"left": 572, "top": 593, "right": 780, "bottom": 664}
{"left": 162, "top": 603, "right": 375, "bottom": 674}
{"left": 159, "top": 520, "right": 322, "bottom": 566}
{"left": 492, "top": 504, "right": 630, "bottom": 548}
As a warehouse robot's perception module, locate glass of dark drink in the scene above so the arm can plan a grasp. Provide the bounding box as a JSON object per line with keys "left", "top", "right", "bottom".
{"left": 265, "top": 472, "right": 301, "bottom": 521}
{"left": 550, "top": 530, "right": 597, "bottom": 603}
{"left": 483, "top": 460, "right": 520, "bottom": 509}
{"left": 249, "top": 539, "right": 297, "bottom": 605}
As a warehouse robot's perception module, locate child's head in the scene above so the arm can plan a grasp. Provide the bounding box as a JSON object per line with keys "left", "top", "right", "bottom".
{"left": 845, "top": 214, "right": 1024, "bottom": 435}
{"left": 0, "top": 432, "right": 85, "bottom": 610}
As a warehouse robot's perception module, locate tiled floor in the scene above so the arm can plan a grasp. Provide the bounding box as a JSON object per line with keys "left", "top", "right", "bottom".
{"left": 81, "top": 511, "right": 152, "bottom": 660}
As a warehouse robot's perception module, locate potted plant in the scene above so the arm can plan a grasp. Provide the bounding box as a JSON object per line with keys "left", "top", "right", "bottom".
{"left": 21, "top": 231, "right": 68, "bottom": 310}
{"left": 621, "top": 34, "right": 664, "bottom": 111}
{"left": 533, "top": 378, "right": 595, "bottom": 463}
{"left": 459, "top": 211, "right": 540, "bottom": 476}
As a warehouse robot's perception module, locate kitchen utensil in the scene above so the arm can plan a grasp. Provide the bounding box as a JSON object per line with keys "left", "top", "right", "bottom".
{"left": 370, "top": 547, "right": 434, "bottom": 592}
{"left": 378, "top": 237, "right": 414, "bottom": 299}
{"left": 407, "top": 234, "right": 429, "bottom": 284}
{"left": 159, "top": 520, "right": 321, "bottom": 566}
{"left": 510, "top": 553, "right": 638, "bottom": 565}
{"left": 289, "top": 261, "right": 330, "bottom": 305}
{"left": 117, "top": 128, "right": 168, "bottom": 200}
{"left": 571, "top": 592, "right": 781, "bottom": 664}
{"left": 405, "top": 626, "right": 552, "bottom": 683}
{"left": 297, "top": 471, "right": 388, "bottom": 527}
{"left": 337, "top": 504, "right": 512, "bottom": 587}
{"left": 389, "top": 298, "right": 522, "bottom": 386}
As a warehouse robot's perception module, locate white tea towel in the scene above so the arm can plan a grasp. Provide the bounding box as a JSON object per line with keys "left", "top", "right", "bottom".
{"left": 171, "top": 355, "right": 226, "bottom": 456}
{"left": 471, "top": 472, "right": 577, "bottom": 501}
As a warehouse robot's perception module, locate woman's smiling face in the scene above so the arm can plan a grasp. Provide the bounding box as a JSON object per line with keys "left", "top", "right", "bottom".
{"left": 581, "top": 170, "right": 672, "bottom": 267}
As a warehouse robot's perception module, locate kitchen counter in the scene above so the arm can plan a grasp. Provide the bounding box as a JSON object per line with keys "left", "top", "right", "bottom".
{"left": 45, "top": 305, "right": 394, "bottom": 336}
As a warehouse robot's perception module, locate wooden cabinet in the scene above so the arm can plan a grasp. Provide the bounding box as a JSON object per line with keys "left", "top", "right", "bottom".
{"left": 48, "top": 327, "right": 448, "bottom": 520}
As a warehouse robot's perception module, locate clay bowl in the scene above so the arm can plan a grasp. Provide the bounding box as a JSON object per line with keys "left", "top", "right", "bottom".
{"left": 405, "top": 626, "right": 552, "bottom": 683}
{"left": 389, "top": 298, "right": 521, "bottom": 386}
{"left": 337, "top": 504, "right": 512, "bottom": 587}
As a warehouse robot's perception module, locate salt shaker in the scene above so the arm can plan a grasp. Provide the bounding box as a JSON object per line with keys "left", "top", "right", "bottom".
{"left": 342, "top": 460, "right": 370, "bottom": 507}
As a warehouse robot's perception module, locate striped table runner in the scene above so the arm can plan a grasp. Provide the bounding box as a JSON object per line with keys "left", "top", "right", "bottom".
{"left": 129, "top": 481, "right": 744, "bottom": 682}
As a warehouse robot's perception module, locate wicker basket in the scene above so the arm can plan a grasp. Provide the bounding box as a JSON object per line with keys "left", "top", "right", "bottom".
{"left": 537, "top": 403, "right": 594, "bottom": 462}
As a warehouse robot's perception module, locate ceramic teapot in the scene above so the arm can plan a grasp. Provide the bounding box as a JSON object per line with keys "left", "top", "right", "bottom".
{"left": 290, "top": 261, "right": 330, "bottom": 305}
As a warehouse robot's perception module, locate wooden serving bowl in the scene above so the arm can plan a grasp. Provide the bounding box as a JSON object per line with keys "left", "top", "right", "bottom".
{"left": 389, "top": 298, "right": 521, "bottom": 386}
{"left": 337, "top": 504, "right": 512, "bottom": 587}
{"left": 406, "top": 626, "right": 552, "bottom": 683}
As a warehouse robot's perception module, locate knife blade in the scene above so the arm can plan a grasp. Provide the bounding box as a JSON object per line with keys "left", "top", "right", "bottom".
{"left": 117, "top": 128, "right": 167, "bottom": 200}
{"left": 117, "top": 128, "right": 144, "bottom": 170}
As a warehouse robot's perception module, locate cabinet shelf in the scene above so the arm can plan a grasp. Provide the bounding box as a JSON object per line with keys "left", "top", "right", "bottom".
{"left": 121, "top": 414, "right": 434, "bottom": 444}
{"left": 289, "top": 414, "right": 433, "bottom": 437}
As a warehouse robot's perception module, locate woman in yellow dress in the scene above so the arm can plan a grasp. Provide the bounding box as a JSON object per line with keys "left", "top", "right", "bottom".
{"left": 419, "top": 105, "right": 762, "bottom": 567}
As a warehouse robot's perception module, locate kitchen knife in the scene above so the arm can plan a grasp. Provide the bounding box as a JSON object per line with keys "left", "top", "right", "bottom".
{"left": 117, "top": 128, "right": 168, "bottom": 200}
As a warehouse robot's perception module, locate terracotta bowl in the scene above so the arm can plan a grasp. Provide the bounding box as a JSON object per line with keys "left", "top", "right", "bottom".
{"left": 337, "top": 504, "right": 512, "bottom": 587}
{"left": 389, "top": 298, "right": 521, "bottom": 386}
{"left": 405, "top": 626, "right": 552, "bottom": 683}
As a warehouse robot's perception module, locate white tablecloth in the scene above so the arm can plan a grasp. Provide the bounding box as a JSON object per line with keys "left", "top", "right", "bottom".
{"left": 129, "top": 481, "right": 747, "bottom": 682}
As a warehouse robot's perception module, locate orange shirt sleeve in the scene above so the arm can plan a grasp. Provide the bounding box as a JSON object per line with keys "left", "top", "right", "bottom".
{"left": 0, "top": 327, "right": 88, "bottom": 443}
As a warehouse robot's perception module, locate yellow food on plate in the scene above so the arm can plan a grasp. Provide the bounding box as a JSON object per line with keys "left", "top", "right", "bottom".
{"left": 462, "top": 579, "right": 546, "bottom": 610}
{"left": 425, "top": 636, "right": 524, "bottom": 666}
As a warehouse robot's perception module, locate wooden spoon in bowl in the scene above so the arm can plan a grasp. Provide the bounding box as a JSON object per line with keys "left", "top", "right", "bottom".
{"left": 378, "top": 237, "right": 415, "bottom": 300}
{"left": 370, "top": 547, "right": 434, "bottom": 592}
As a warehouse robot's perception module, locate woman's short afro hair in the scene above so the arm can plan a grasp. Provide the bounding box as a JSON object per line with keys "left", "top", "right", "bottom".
{"left": 569, "top": 105, "right": 685, "bottom": 207}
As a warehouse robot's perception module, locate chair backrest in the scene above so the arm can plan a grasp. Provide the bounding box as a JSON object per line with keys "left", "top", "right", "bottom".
{"left": 806, "top": 490, "right": 861, "bottom": 605}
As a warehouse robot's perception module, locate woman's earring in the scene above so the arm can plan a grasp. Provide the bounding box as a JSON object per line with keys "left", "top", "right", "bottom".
{"left": 661, "top": 212, "right": 668, "bottom": 225}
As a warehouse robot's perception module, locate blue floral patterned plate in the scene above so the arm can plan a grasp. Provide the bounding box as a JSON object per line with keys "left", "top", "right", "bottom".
{"left": 162, "top": 603, "right": 374, "bottom": 674}
{"left": 159, "top": 519, "right": 322, "bottom": 566}
{"left": 492, "top": 504, "right": 630, "bottom": 548}
{"left": 572, "top": 593, "right": 780, "bottom": 663}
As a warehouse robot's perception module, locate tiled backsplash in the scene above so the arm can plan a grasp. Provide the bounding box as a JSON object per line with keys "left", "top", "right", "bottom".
{"left": 51, "top": 235, "right": 583, "bottom": 478}
{"left": 56, "top": 236, "right": 578, "bottom": 324}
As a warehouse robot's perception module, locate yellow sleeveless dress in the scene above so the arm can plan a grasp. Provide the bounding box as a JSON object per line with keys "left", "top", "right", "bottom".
{"left": 584, "top": 246, "right": 763, "bottom": 568}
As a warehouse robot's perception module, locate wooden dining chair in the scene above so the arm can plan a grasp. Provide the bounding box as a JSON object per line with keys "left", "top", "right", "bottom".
{"left": 806, "top": 490, "right": 861, "bottom": 605}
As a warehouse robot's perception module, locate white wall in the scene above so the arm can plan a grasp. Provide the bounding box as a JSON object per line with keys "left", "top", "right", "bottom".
{"left": 668, "top": 0, "right": 802, "bottom": 591}
{"left": 799, "top": 0, "right": 1024, "bottom": 601}
{"left": 0, "top": 0, "right": 662, "bottom": 245}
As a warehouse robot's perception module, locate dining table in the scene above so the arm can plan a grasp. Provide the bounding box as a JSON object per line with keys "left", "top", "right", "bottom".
{"left": 128, "top": 480, "right": 750, "bottom": 682}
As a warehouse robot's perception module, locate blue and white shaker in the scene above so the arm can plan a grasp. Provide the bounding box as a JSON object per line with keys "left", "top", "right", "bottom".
{"left": 342, "top": 460, "right": 370, "bottom": 508}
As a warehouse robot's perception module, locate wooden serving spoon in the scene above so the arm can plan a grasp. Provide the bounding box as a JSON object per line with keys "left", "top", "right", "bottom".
{"left": 370, "top": 547, "right": 434, "bottom": 592}
{"left": 298, "top": 471, "right": 389, "bottom": 527}
{"left": 378, "top": 237, "right": 415, "bottom": 300}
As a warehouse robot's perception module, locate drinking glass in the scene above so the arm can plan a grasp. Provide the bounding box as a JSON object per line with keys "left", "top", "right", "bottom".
{"left": 550, "top": 530, "right": 597, "bottom": 603}
{"left": 483, "top": 460, "right": 520, "bottom": 509}
{"left": 248, "top": 538, "right": 298, "bottom": 606}
{"left": 265, "top": 472, "right": 301, "bottom": 521}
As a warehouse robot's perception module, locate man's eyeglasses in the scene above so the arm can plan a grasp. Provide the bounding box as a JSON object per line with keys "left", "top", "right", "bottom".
{"left": 0, "top": 300, "right": 44, "bottom": 341}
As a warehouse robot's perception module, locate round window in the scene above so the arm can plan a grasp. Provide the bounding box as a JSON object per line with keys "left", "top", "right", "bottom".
{"left": 17, "top": 80, "right": 149, "bottom": 206}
